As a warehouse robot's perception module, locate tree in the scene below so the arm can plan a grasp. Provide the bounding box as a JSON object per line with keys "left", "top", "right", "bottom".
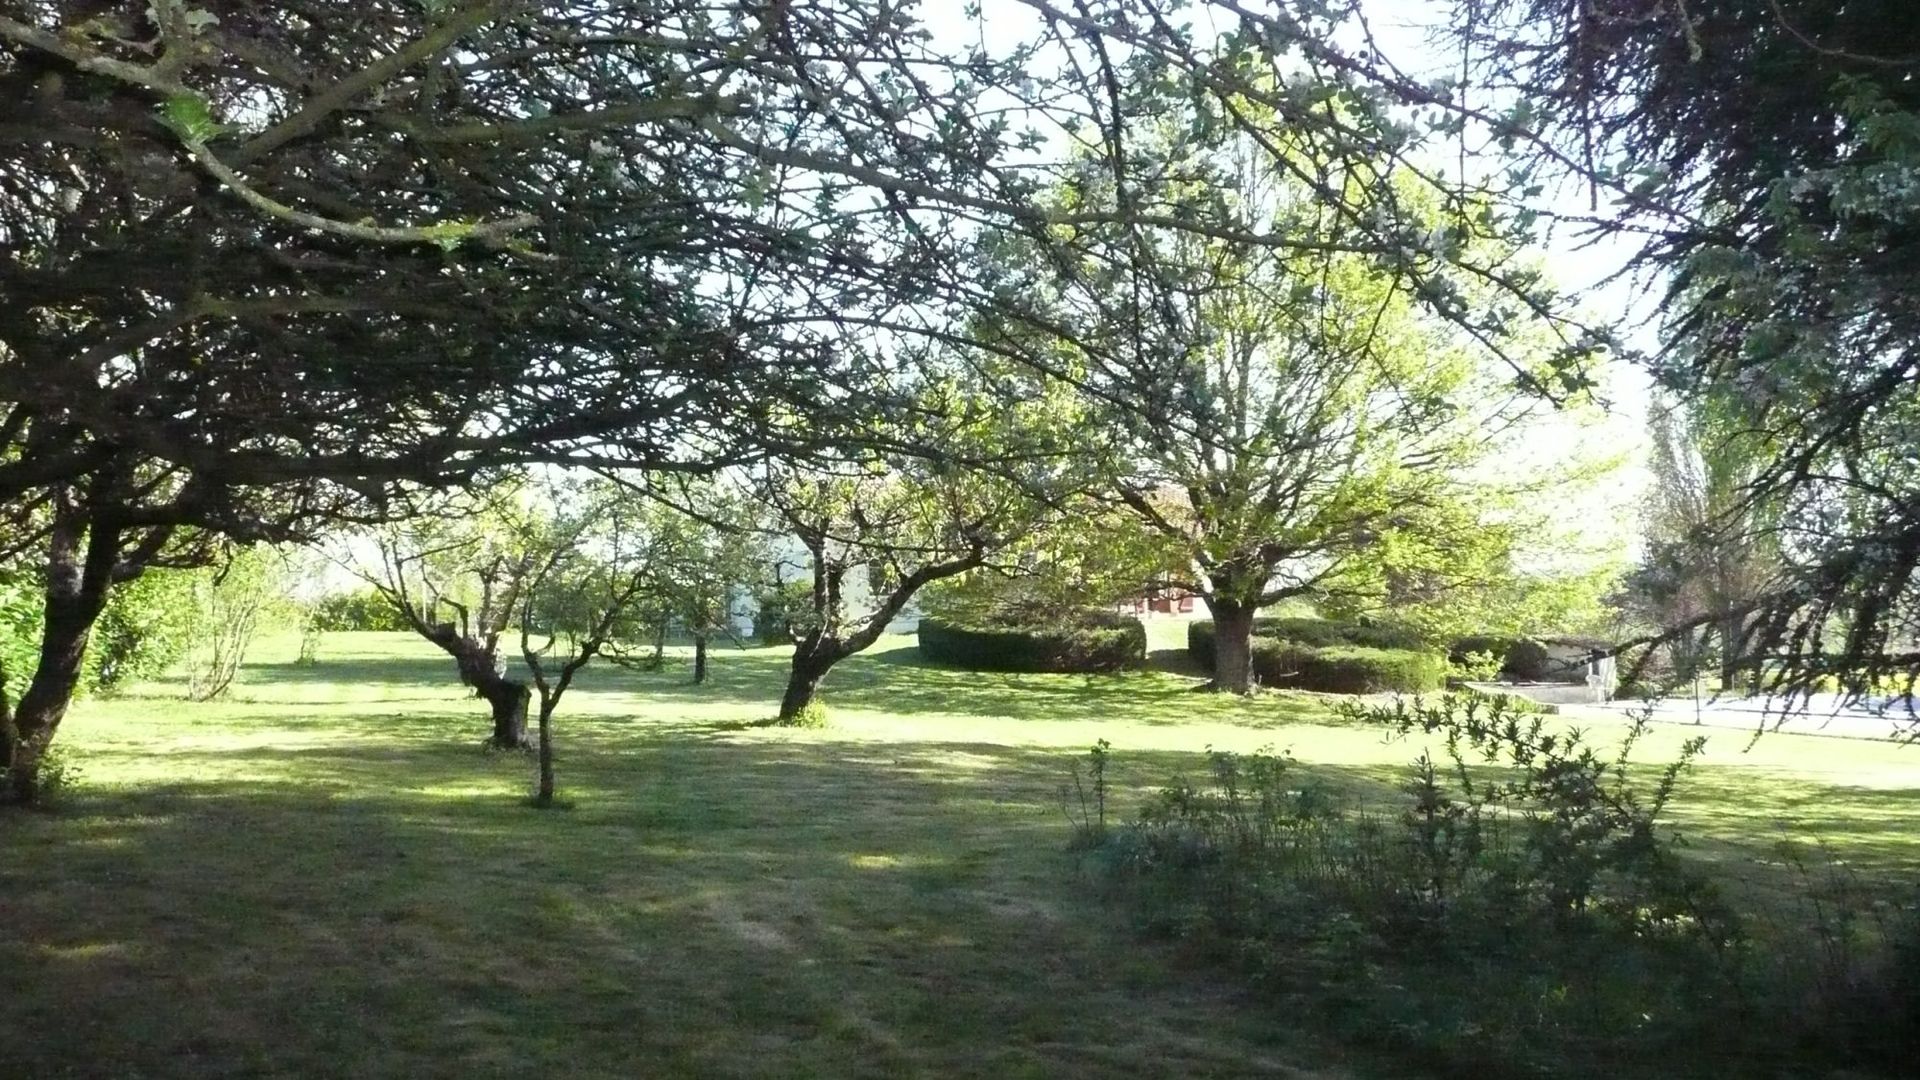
{"left": 987, "top": 106, "right": 1576, "bottom": 692}
{"left": 355, "top": 485, "right": 551, "bottom": 750}
{"left": 655, "top": 495, "right": 765, "bottom": 686}
{"left": 181, "top": 545, "right": 281, "bottom": 702}
{"left": 1440, "top": 0, "right": 1920, "bottom": 702}
{"left": 518, "top": 493, "right": 662, "bottom": 808}
{"left": 1620, "top": 394, "right": 1781, "bottom": 688}
{"left": 753, "top": 383, "right": 1064, "bottom": 721}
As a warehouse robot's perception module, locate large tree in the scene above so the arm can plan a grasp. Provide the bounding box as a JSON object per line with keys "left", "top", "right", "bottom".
{"left": 984, "top": 105, "right": 1577, "bottom": 692}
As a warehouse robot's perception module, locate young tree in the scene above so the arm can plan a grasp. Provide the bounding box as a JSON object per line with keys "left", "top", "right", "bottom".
{"left": 182, "top": 546, "right": 282, "bottom": 702}
{"left": 1619, "top": 395, "right": 1781, "bottom": 688}
{"left": 657, "top": 502, "right": 765, "bottom": 687}
{"left": 518, "top": 496, "right": 662, "bottom": 808}
{"left": 753, "top": 381, "right": 1066, "bottom": 722}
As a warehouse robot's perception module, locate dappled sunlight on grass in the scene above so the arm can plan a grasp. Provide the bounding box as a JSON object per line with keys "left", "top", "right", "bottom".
{"left": 0, "top": 629, "right": 1914, "bottom": 1076}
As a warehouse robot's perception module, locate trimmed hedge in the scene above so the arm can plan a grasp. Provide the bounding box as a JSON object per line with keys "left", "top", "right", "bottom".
{"left": 1187, "top": 616, "right": 1426, "bottom": 670}
{"left": 917, "top": 613, "right": 1147, "bottom": 674}
{"left": 1184, "top": 617, "right": 1446, "bottom": 694}
{"left": 1249, "top": 641, "right": 1449, "bottom": 694}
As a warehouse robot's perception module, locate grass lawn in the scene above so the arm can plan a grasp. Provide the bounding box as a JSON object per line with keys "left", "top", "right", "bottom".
{"left": 3, "top": 625, "right": 1918, "bottom": 1078}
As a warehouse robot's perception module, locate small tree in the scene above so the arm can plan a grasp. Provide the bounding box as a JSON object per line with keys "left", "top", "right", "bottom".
{"left": 518, "top": 493, "right": 664, "bottom": 807}
{"left": 757, "top": 438, "right": 1053, "bottom": 723}
{"left": 353, "top": 484, "right": 553, "bottom": 749}
{"left": 183, "top": 547, "right": 281, "bottom": 702}
{"left": 648, "top": 486, "right": 767, "bottom": 685}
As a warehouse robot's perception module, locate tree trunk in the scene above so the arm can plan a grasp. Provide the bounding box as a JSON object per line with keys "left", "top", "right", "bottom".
{"left": 532, "top": 704, "right": 555, "bottom": 807}
{"left": 1207, "top": 597, "right": 1257, "bottom": 694}
{"left": 693, "top": 633, "right": 708, "bottom": 685}
{"left": 3, "top": 515, "right": 116, "bottom": 805}
{"left": 777, "top": 645, "right": 834, "bottom": 722}
{"left": 481, "top": 676, "right": 531, "bottom": 750}
{"left": 1719, "top": 610, "right": 1743, "bottom": 691}
{"left": 425, "top": 626, "right": 530, "bottom": 749}
{"left": 648, "top": 621, "right": 667, "bottom": 670}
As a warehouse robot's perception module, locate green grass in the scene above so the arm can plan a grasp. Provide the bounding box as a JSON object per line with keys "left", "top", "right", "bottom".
{"left": 3, "top": 628, "right": 1917, "bottom": 1078}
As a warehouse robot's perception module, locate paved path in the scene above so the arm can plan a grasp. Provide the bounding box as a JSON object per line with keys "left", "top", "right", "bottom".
{"left": 1569, "top": 693, "right": 1920, "bottom": 741}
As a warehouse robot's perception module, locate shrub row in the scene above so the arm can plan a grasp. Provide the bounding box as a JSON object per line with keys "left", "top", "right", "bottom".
{"left": 1185, "top": 616, "right": 1425, "bottom": 669}
{"left": 1185, "top": 617, "right": 1444, "bottom": 693}
{"left": 1249, "top": 641, "right": 1449, "bottom": 694}
{"left": 917, "top": 613, "right": 1147, "bottom": 674}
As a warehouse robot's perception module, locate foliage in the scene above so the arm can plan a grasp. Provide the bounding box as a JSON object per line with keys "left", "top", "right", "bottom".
{"left": 779, "top": 699, "right": 830, "bottom": 730}
{"left": 1089, "top": 696, "right": 1740, "bottom": 1075}
{"left": 1448, "top": 0, "right": 1920, "bottom": 704}
{"left": 751, "top": 579, "right": 814, "bottom": 646}
{"left": 921, "top": 512, "right": 1175, "bottom": 626}
{"left": 1446, "top": 635, "right": 1556, "bottom": 682}
{"left": 916, "top": 613, "right": 1146, "bottom": 674}
{"left": 88, "top": 567, "right": 206, "bottom": 691}
{"left": 310, "top": 590, "right": 410, "bottom": 633}
{"left": 183, "top": 548, "right": 281, "bottom": 702}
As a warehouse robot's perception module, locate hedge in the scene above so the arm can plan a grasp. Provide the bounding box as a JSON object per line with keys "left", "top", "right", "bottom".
{"left": 1447, "top": 635, "right": 1554, "bottom": 681}
{"left": 1249, "top": 641, "right": 1449, "bottom": 694}
{"left": 917, "top": 613, "right": 1147, "bottom": 673}
{"left": 1187, "top": 616, "right": 1425, "bottom": 670}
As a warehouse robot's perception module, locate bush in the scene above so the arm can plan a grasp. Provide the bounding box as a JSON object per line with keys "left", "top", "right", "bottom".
{"left": 1085, "top": 695, "right": 1741, "bottom": 1077}
{"left": 312, "top": 590, "right": 408, "bottom": 632}
{"left": 1187, "top": 618, "right": 1444, "bottom": 694}
{"left": 1250, "top": 641, "right": 1448, "bottom": 694}
{"left": 752, "top": 580, "right": 814, "bottom": 645}
{"left": 918, "top": 612, "right": 1146, "bottom": 673}
{"left": 1446, "top": 634, "right": 1556, "bottom": 682}
{"left": 1187, "top": 616, "right": 1425, "bottom": 670}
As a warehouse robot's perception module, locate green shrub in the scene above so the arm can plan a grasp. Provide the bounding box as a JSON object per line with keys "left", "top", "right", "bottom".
{"left": 1188, "top": 616, "right": 1426, "bottom": 670}
{"left": 780, "top": 699, "right": 830, "bottom": 729}
{"left": 1250, "top": 641, "right": 1448, "bottom": 694}
{"left": 1446, "top": 634, "right": 1556, "bottom": 681}
{"left": 1086, "top": 696, "right": 1740, "bottom": 1077}
{"left": 918, "top": 613, "right": 1146, "bottom": 673}
{"left": 312, "top": 590, "right": 408, "bottom": 632}
{"left": 752, "top": 580, "right": 814, "bottom": 645}
{"left": 1187, "top": 618, "right": 1444, "bottom": 693}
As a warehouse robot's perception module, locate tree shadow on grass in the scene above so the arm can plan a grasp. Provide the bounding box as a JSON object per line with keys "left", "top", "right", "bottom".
{"left": 1, "top": 731, "right": 1332, "bottom": 1080}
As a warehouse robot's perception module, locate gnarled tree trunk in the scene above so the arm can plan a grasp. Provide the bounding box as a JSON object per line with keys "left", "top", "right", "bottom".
{"left": 426, "top": 625, "right": 530, "bottom": 749}
{"left": 693, "top": 632, "right": 708, "bottom": 685}
{"left": 778, "top": 641, "right": 836, "bottom": 722}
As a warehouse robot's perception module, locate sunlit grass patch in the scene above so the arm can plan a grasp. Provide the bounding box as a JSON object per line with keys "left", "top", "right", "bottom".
{"left": 0, "top": 630, "right": 1914, "bottom": 1077}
